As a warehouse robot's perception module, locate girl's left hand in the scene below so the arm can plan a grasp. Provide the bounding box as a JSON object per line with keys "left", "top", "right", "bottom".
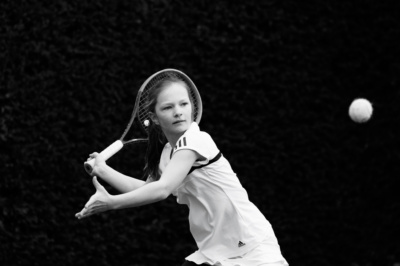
{"left": 75, "top": 176, "right": 113, "bottom": 219}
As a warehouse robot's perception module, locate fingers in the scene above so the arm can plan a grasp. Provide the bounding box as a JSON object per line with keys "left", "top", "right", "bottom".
{"left": 75, "top": 195, "right": 96, "bottom": 220}
{"left": 76, "top": 204, "right": 96, "bottom": 219}
{"left": 75, "top": 207, "right": 90, "bottom": 219}
{"left": 86, "top": 152, "right": 99, "bottom": 161}
{"left": 76, "top": 199, "right": 108, "bottom": 220}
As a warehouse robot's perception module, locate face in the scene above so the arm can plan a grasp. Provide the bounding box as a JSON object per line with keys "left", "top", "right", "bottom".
{"left": 150, "top": 82, "right": 193, "bottom": 141}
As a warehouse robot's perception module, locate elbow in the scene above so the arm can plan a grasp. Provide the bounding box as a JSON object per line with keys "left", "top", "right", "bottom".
{"left": 156, "top": 183, "right": 173, "bottom": 201}
{"left": 158, "top": 188, "right": 171, "bottom": 201}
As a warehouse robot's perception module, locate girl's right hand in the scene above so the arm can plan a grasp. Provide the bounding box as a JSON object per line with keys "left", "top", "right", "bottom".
{"left": 87, "top": 152, "right": 107, "bottom": 176}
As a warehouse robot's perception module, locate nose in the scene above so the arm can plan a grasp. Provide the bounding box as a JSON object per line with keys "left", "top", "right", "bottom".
{"left": 174, "top": 107, "right": 182, "bottom": 117}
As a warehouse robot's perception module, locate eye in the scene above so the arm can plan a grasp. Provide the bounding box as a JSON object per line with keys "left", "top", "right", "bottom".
{"left": 162, "top": 106, "right": 172, "bottom": 110}
{"left": 181, "top": 102, "right": 189, "bottom": 106}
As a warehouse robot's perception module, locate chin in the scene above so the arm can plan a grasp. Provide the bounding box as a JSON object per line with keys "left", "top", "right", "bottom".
{"left": 174, "top": 122, "right": 189, "bottom": 132}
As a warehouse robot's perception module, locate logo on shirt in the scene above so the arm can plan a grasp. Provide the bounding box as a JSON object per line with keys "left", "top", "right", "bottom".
{"left": 238, "top": 241, "right": 246, "bottom": 247}
{"left": 174, "top": 137, "right": 187, "bottom": 150}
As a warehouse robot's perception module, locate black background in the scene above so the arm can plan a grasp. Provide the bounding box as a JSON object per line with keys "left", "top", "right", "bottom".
{"left": 1, "top": 1, "right": 400, "bottom": 265}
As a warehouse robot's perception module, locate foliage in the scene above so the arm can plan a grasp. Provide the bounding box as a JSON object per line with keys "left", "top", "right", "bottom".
{"left": 1, "top": 0, "right": 399, "bottom": 265}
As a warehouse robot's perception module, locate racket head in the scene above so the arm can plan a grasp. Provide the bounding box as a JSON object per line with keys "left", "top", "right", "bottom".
{"left": 136, "top": 69, "right": 203, "bottom": 134}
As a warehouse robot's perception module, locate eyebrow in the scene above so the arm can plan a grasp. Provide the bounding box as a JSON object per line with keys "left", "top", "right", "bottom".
{"left": 159, "top": 98, "right": 190, "bottom": 105}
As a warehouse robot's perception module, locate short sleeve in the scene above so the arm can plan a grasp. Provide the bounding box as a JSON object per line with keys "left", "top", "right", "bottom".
{"left": 172, "top": 123, "right": 219, "bottom": 166}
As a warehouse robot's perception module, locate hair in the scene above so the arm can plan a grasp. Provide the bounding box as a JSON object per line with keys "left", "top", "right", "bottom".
{"left": 143, "top": 74, "right": 192, "bottom": 181}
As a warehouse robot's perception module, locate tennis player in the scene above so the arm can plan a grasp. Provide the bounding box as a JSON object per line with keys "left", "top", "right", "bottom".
{"left": 76, "top": 72, "right": 289, "bottom": 266}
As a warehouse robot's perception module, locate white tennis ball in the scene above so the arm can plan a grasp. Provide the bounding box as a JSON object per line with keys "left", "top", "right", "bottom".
{"left": 349, "top": 98, "right": 373, "bottom": 123}
{"left": 144, "top": 119, "right": 150, "bottom": 127}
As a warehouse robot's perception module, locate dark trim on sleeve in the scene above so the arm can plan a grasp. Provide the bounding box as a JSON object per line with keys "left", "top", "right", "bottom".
{"left": 188, "top": 152, "right": 222, "bottom": 175}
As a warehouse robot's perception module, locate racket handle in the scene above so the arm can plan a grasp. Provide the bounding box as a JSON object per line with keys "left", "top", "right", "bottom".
{"left": 84, "top": 140, "right": 123, "bottom": 174}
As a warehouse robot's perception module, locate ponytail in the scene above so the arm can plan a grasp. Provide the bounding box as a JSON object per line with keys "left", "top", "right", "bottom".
{"left": 143, "top": 123, "right": 166, "bottom": 181}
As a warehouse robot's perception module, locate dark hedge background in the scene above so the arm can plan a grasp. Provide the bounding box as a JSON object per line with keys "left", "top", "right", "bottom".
{"left": 1, "top": 0, "right": 400, "bottom": 265}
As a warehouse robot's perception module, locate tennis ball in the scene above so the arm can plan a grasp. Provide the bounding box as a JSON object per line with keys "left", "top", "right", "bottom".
{"left": 349, "top": 98, "right": 373, "bottom": 123}
{"left": 144, "top": 119, "right": 150, "bottom": 127}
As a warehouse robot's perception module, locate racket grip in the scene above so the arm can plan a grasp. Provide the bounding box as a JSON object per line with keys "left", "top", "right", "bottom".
{"left": 83, "top": 140, "right": 123, "bottom": 174}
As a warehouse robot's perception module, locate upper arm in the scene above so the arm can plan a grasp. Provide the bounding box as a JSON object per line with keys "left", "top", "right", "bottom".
{"left": 157, "top": 149, "right": 199, "bottom": 196}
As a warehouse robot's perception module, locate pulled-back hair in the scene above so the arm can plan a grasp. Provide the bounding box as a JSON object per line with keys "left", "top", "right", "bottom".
{"left": 143, "top": 74, "right": 192, "bottom": 181}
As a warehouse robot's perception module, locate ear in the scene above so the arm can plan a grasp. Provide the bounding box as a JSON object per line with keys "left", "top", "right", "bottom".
{"left": 149, "top": 112, "right": 159, "bottom": 125}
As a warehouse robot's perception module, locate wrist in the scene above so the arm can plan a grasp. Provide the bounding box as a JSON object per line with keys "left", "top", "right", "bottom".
{"left": 109, "top": 194, "right": 119, "bottom": 210}
{"left": 94, "top": 162, "right": 108, "bottom": 176}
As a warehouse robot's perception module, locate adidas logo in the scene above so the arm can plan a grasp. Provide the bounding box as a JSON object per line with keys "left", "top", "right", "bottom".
{"left": 238, "top": 241, "right": 246, "bottom": 247}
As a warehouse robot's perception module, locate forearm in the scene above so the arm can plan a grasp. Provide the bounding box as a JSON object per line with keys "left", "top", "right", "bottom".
{"left": 97, "top": 164, "right": 146, "bottom": 193}
{"left": 110, "top": 181, "right": 168, "bottom": 210}
{"left": 94, "top": 150, "right": 197, "bottom": 214}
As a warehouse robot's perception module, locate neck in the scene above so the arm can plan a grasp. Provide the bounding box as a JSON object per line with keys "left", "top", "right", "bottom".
{"left": 166, "top": 133, "right": 184, "bottom": 149}
{"left": 163, "top": 121, "right": 194, "bottom": 149}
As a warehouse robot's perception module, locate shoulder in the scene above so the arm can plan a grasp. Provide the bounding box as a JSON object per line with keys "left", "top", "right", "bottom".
{"left": 174, "top": 122, "right": 214, "bottom": 151}
{"left": 173, "top": 122, "right": 219, "bottom": 162}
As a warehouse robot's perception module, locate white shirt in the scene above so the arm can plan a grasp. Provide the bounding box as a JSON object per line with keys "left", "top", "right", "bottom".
{"left": 159, "top": 122, "right": 286, "bottom": 265}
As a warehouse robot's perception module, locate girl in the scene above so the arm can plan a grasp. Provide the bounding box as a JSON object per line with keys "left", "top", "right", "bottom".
{"left": 76, "top": 70, "right": 289, "bottom": 266}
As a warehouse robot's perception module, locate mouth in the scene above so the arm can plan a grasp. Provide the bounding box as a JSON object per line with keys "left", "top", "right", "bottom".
{"left": 173, "top": 120, "right": 186, "bottom": 125}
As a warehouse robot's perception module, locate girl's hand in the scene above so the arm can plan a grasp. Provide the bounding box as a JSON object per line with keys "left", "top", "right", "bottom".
{"left": 87, "top": 152, "right": 106, "bottom": 176}
{"left": 75, "top": 176, "right": 113, "bottom": 219}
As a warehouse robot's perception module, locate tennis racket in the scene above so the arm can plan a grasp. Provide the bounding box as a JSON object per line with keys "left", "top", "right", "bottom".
{"left": 84, "top": 68, "right": 203, "bottom": 174}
